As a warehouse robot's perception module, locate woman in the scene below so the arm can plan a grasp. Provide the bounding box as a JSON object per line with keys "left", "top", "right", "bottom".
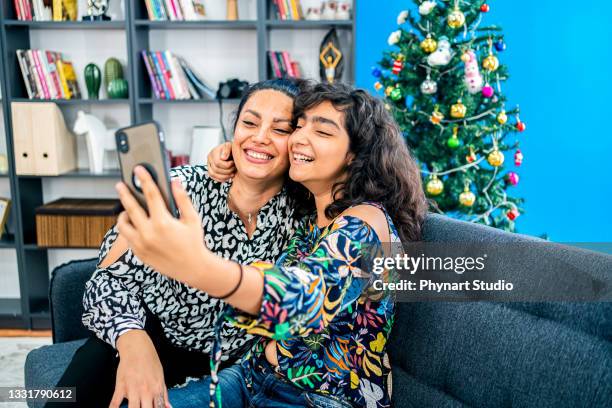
{"left": 114, "top": 81, "right": 428, "bottom": 407}
{"left": 47, "top": 79, "right": 306, "bottom": 408}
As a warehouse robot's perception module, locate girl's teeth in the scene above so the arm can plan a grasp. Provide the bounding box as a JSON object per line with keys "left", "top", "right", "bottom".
{"left": 247, "top": 150, "right": 272, "bottom": 160}
{"left": 294, "top": 153, "right": 313, "bottom": 162}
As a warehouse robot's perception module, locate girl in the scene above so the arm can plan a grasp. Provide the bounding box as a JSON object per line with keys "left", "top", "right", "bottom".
{"left": 114, "top": 82, "right": 428, "bottom": 407}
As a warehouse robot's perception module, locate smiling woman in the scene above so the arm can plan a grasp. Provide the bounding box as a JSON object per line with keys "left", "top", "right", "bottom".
{"left": 43, "top": 79, "right": 307, "bottom": 408}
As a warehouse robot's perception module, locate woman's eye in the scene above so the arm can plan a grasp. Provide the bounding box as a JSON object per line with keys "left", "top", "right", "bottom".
{"left": 275, "top": 128, "right": 291, "bottom": 134}
{"left": 317, "top": 130, "right": 332, "bottom": 137}
{"left": 242, "top": 120, "right": 256, "bottom": 127}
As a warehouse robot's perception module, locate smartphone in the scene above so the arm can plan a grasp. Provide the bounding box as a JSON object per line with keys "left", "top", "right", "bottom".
{"left": 115, "top": 121, "right": 179, "bottom": 218}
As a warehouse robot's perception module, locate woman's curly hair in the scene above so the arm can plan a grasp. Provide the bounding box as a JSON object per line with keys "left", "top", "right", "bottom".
{"left": 293, "top": 81, "right": 428, "bottom": 242}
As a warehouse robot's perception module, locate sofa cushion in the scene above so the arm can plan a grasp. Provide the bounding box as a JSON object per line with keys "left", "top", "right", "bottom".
{"left": 24, "top": 339, "right": 87, "bottom": 408}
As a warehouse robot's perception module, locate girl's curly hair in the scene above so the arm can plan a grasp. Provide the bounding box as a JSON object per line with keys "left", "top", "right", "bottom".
{"left": 293, "top": 81, "right": 428, "bottom": 242}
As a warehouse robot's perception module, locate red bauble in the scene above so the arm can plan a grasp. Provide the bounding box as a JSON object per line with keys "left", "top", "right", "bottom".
{"left": 480, "top": 4, "right": 490, "bottom": 12}
{"left": 516, "top": 121, "right": 526, "bottom": 132}
{"left": 505, "top": 171, "right": 519, "bottom": 186}
{"left": 392, "top": 59, "right": 404, "bottom": 75}
{"left": 506, "top": 208, "right": 520, "bottom": 221}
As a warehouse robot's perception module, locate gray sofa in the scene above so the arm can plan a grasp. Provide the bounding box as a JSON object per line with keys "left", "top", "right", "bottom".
{"left": 25, "top": 213, "right": 612, "bottom": 407}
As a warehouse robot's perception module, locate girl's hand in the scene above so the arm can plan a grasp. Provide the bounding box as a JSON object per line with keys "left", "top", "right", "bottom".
{"left": 114, "top": 166, "right": 208, "bottom": 283}
{"left": 207, "top": 142, "right": 236, "bottom": 182}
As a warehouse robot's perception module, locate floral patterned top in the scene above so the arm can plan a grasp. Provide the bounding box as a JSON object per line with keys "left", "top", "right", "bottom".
{"left": 211, "top": 202, "right": 401, "bottom": 408}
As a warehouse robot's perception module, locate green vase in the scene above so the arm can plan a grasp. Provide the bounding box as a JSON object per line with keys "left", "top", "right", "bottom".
{"left": 84, "top": 63, "right": 101, "bottom": 100}
{"left": 107, "top": 78, "right": 129, "bottom": 99}
{"left": 104, "top": 58, "right": 124, "bottom": 88}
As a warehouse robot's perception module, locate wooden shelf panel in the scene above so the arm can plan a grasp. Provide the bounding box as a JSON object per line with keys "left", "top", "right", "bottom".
{"left": 18, "top": 169, "right": 121, "bottom": 179}
{"left": 11, "top": 98, "right": 129, "bottom": 105}
{"left": 265, "top": 20, "right": 353, "bottom": 29}
{"left": 134, "top": 20, "right": 257, "bottom": 30}
{"left": 2, "top": 20, "right": 126, "bottom": 29}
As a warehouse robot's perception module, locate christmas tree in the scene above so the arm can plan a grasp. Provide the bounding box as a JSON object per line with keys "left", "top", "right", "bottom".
{"left": 374, "top": 0, "right": 526, "bottom": 232}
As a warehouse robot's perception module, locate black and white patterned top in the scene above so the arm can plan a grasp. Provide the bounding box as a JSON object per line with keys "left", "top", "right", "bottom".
{"left": 82, "top": 165, "right": 298, "bottom": 360}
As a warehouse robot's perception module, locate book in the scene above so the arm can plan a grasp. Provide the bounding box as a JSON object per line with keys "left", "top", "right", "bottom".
{"left": 268, "top": 51, "right": 281, "bottom": 78}
{"left": 152, "top": 51, "right": 172, "bottom": 99}
{"left": 63, "top": 0, "right": 78, "bottom": 20}
{"left": 172, "top": 0, "right": 184, "bottom": 20}
{"left": 56, "top": 59, "right": 71, "bottom": 99}
{"left": 281, "top": 51, "right": 295, "bottom": 77}
{"left": 147, "top": 52, "right": 166, "bottom": 98}
{"left": 179, "top": 0, "right": 197, "bottom": 20}
{"left": 45, "top": 51, "right": 64, "bottom": 98}
{"left": 16, "top": 50, "right": 34, "bottom": 98}
{"left": 52, "top": 0, "right": 62, "bottom": 20}
{"left": 60, "top": 59, "right": 81, "bottom": 99}
{"left": 169, "top": 54, "right": 191, "bottom": 99}
{"left": 178, "top": 57, "right": 216, "bottom": 99}
{"left": 164, "top": 0, "right": 176, "bottom": 20}
{"left": 141, "top": 51, "right": 160, "bottom": 98}
{"left": 144, "top": 0, "right": 156, "bottom": 20}
{"left": 160, "top": 51, "right": 180, "bottom": 99}
{"left": 31, "top": 50, "right": 50, "bottom": 98}
{"left": 289, "top": 0, "right": 300, "bottom": 21}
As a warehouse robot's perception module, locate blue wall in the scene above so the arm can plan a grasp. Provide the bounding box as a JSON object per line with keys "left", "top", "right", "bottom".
{"left": 355, "top": 0, "right": 612, "bottom": 242}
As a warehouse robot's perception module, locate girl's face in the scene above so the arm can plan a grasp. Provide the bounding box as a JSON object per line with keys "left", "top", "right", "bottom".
{"left": 232, "top": 90, "right": 294, "bottom": 182}
{"left": 288, "top": 101, "right": 353, "bottom": 193}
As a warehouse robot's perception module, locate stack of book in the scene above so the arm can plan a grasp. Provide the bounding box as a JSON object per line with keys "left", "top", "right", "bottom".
{"left": 271, "top": 0, "right": 304, "bottom": 20}
{"left": 268, "top": 51, "right": 302, "bottom": 79}
{"left": 16, "top": 50, "right": 81, "bottom": 100}
{"left": 141, "top": 50, "right": 216, "bottom": 100}
{"left": 144, "top": 0, "right": 207, "bottom": 21}
{"left": 13, "top": 0, "right": 77, "bottom": 21}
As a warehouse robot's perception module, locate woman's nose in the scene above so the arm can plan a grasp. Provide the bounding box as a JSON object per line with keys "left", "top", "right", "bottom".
{"left": 251, "top": 127, "right": 270, "bottom": 143}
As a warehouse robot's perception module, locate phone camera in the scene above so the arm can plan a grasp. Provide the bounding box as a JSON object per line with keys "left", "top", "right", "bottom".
{"left": 117, "top": 132, "right": 130, "bottom": 153}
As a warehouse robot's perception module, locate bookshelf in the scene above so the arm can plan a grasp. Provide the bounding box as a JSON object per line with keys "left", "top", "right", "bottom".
{"left": 0, "top": 0, "right": 356, "bottom": 329}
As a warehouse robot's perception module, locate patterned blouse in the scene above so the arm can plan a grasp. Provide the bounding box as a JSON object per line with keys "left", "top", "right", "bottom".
{"left": 82, "top": 165, "right": 299, "bottom": 360}
{"left": 212, "top": 203, "right": 400, "bottom": 408}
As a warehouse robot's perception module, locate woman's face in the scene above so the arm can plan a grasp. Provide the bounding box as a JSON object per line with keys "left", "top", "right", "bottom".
{"left": 288, "top": 101, "right": 352, "bottom": 193}
{"left": 232, "top": 89, "right": 294, "bottom": 182}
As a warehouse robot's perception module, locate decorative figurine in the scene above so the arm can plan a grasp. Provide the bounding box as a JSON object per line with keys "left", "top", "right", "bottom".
{"left": 84, "top": 63, "right": 102, "bottom": 100}
{"left": 82, "top": 0, "right": 111, "bottom": 21}
{"left": 319, "top": 29, "right": 344, "bottom": 84}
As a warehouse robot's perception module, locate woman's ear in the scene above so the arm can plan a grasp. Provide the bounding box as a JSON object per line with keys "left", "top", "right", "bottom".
{"left": 346, "top": 151, "right": 355, "bottom": 166}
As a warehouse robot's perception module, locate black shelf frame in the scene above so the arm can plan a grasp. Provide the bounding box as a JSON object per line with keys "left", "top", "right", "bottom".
{"left": 0, "top": 0, "right": 356, "bottom": 329}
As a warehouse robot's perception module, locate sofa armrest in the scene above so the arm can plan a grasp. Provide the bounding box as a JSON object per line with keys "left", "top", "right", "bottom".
{"left": 49, "top": 258, "right": 98, "bottom": 343}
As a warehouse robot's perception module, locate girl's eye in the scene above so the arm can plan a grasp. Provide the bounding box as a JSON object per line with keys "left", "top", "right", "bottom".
{"left": 317, "top": 130, "right": 332, "bottom": 137}
{"left": 295, "top": 125, "right": 303, "bottom": 129}
{"left": 275, "top": 129, "right": 291, "bottom": 134}
{"left": 243, "top": 120, "right": 256, "bottom": 127}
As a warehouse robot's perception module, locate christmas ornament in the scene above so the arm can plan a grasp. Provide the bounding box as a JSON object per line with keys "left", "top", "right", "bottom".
{"left": 459, "top": 181, "right": 476, "bottom": 207}
{"left": 450, "top": 99, "right": 467, "bottom": 118}
{"left": 390, "top": 87, "right": 403, "bottom": 101}
{"left": 426, "top": 175, "right": 444, "bottom": 196}
{"left": 463, "top": 49, "right": 483, "bottom": 94}
{"left": 514, "top": 149, "right": 523, "bottom": 166}
{"left": 487, "top": 148, "right": 505, "bottom": 167}
{"left": 506, "top": 208, "right": 520, "bottom": 221}
{"left": 385, "top": 103, "right": 391, "bottom": 111}
{"left": 374, "top": 82, "right": 382, "bottom": 91}
{"left": 420, "top": 35, "right": 438, "bottom": 54}
{"left": 482, "top": 39, "right": 499, "bottom": 72}
{"left": 515, "top": 115, "right": 526, "bottom": 132}
{"left": 466, "top": 146, "right": 477, "bottom": 163}
{"left": 505, "top": 171, "right": 520, "bottom": 186}
{"left": 482, "top": 83, "right": 495, "bottom": 98}
{"left": 447, "top": 127, "right": 460, "bottom": 149}
{"left": 420, "top": 75, "right": 437, "bottom": 94}
{"left": 385, "top": 86, "right": 393, "bottom": 96}
{"left": 397, "top": 10, "right": 409, "bottom": 25}
{"left": 427, "top": 36, "right": 453, "bottom": 66}
{"left": 494, "top": 38, "right": 507, "bottom": 52}
{"left": 447, "top": 3, "right": 465, "bottom": 29}
{"left": 430, "top": 106, "right": 444, "bottom": 124}
{"left": 419, "top": 0, "right": 437, "bottom": 16}
{"left": 480, "top": 3, "right": 490, "bottom": 12}
{"left": 371, "top": 67, "right": 382, "bottom": 78}
{"left": 388, "top": 30, "right": 401, "bottom": 46}
{"left": 497, "top": 109, "right": 508, "bottom": 124}
{"left": 392, "top": 55, "right": 405, "bottom": 75}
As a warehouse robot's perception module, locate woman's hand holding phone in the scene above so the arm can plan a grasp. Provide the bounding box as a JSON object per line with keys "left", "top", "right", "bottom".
{"left": 115, "top": 165, "right": 209, "bottom": 285}
{"left": 207, "top": 142, "right": 236, "bottom": 182}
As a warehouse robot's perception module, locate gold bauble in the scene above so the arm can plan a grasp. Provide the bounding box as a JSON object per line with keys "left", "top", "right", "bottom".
{"left": 450, "top": 99, "right": 467, "bottom": 119}
{"left": 497, "top": 110, "right": 508, "bottom": 124}
{"left": 385, "top": 86, "right": 393, "bottom": 96}
{"left": 459, "top": 189, "right": 476, "bottom": 207}
{"left": 426, "top": 175, "right": 444, "bottom": 196}
{"left": 447, "top": 9, "right": 466, "bottom": 29}
{"left": 487, "top": 149, "right": 505, "bottom": 167}
{"left": 483, "top": 54, "right": 499, "bottom": 72}
{"left": 420, "top": 36, "right": 438, "bottom": 54}
{"left": 461, "top": 51, "right": 471, "bottom": 63}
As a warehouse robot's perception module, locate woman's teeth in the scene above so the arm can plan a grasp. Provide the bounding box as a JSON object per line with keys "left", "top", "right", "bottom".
{"left": 293, "top": 153, "right": 314, "bottom": 163}
{"left": 245, "top": 150, "right": 273, "bottom": 160}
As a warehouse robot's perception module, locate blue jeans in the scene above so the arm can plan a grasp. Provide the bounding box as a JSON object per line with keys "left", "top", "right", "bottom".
{"left": 167, "top": 359, "right": 353, "bottom": 408}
